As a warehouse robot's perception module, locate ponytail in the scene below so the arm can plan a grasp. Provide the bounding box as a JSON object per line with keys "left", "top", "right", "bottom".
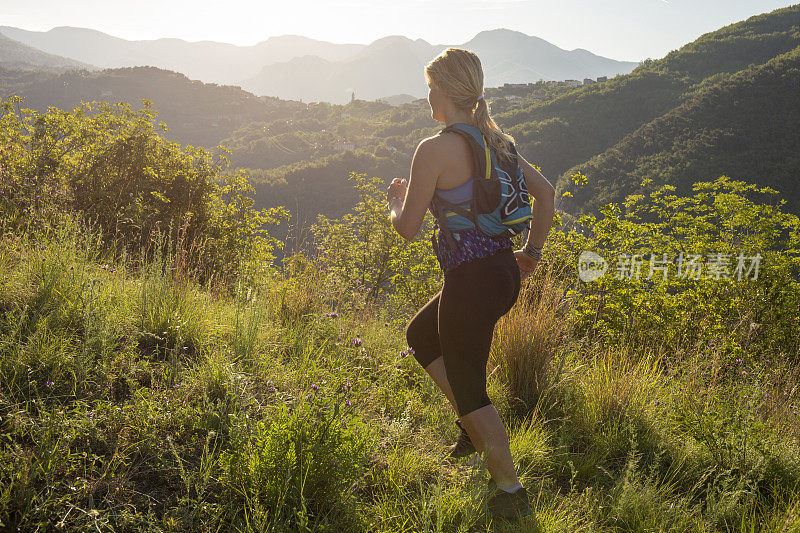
{"left": 472, "top": 96, "right": 515, "bottom": 165}
{"left": 425, "top": 47, "right": 516, "bottom": 164}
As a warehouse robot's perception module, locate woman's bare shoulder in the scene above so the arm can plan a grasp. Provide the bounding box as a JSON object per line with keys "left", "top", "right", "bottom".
{"left": 422, "top": 130, "right": 467, "bottom": 158}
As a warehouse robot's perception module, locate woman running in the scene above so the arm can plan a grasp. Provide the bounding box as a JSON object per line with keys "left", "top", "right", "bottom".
{"left": 386, "top": 47, "right": 556, "bottom": 519}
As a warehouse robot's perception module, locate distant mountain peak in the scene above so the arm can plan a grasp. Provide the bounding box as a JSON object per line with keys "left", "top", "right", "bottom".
{"left": 370, "top": 35, "right": 416, "bottom": 46}
{"left": 474, "top": 28, "right": 531, "bottom": 38}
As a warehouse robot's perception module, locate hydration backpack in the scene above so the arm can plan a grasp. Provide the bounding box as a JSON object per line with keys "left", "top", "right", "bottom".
{"left": 429, "top": 122, "right": 533, "bottom": 253}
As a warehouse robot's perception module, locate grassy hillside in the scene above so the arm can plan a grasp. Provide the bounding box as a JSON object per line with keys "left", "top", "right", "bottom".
{"left": 0, "top": 177, "right": 800, "bottom": 532}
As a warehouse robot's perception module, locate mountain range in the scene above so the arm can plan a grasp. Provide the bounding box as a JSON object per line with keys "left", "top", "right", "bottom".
{"left": 0, "top": 25, "right": 639, "bottom": 103}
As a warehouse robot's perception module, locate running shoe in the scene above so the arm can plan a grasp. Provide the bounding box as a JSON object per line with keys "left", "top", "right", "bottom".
{"left": 487, "top": 484, "right": 533, "bottom": 519}
{"left": 447, "top": 419, "right": 476, "bottom": 458}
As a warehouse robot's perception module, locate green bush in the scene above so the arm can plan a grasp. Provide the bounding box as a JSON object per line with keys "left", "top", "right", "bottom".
{"left": 0, "top": 94, "right": 287, "bottom": 289}
{"left": 559, "top": 176, "right": 800, "bottom": 358}
{"left": 311, "top": 171, "right": 441, "bottom": 315}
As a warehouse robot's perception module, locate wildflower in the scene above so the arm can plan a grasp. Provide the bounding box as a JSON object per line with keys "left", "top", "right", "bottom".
{"left": 268, "top": 386, "right": 276, "bottom": 393}
{"left": 400, "top": 350, "right": 407, "bottom": 357}
{"left": 407, "top": 347, "right": 415, "bottom": 355}
{"left": 311, "top": 383, "right": 319, "bottom": 391}
{"left": 396, "top": 363, "right": 401, "bottom": 368}
{"left": 736, "top": 358, "right": 742, "bottom": 363}
{"left": 352, "top": 337, "right": 362, "bottom": 347}
{"left": 45, "top": 381, "right": 54, "bottom": 388}
{"left": 355, "top": 280, "right": 361, "bottom": 285}
{"left": 346, "top": 399, "right": 352, "bottom": 407}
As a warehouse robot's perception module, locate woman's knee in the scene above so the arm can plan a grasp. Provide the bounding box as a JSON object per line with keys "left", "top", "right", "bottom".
{"left": 405, "top": 318, "right": 439, "bottom": 367}
{"left": 455, "top": 394, "right": 493, "bottom": 419}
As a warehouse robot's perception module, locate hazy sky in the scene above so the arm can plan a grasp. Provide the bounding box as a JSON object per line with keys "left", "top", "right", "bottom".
{"left": 1, "top": 0, "right": 795, "bottom": 62}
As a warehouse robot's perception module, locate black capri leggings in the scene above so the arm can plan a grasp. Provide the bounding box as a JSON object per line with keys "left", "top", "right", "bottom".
{"left": 405, "top": 247, "right": 522, "bottom": 417}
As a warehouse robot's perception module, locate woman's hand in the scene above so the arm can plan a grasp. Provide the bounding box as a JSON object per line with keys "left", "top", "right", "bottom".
{"left": 514, "top": 250, "right": 540, "bottom": 281}
{"left": 387, "top": 178, "right": 408, "bottom": 206}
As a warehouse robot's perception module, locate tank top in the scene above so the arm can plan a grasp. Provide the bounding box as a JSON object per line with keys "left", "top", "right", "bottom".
{"left": 431, "top": 178, "right": 513, "bottom": 273}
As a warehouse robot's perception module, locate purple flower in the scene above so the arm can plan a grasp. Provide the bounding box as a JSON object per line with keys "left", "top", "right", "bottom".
{"left": 45, "top": 381, "right": 54, "bottom": 387}
{"left": 736, "top": 358, "right": 742, "bottom": 363}
{"left": 351, "top": 337, "right": 362, "bottom": 347}
{"left": 400, "top": 350, "right": 407, "bottom": 357}
{"left": 396, "top": 363, "right": 401, "bottom": 368}
{"left": 355, "top": 280, "right": 361, "bottom": 285}
{"left": 268, "top": 386, "right": 275, "bottom": 393}
{"left": 311, "top": 383, "right": 319, "bottom": 391}
{"left": 346, "top": 399, "right": 352, "bottom": 407}
{"left": 407, "top": 347, "right": 415, "bottom": 355}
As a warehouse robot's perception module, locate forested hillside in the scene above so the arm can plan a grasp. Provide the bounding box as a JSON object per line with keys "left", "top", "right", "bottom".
{"left": 0, "top": 66, "right": 306, "bottom": 147}
{"left": 494, "top": 3, "right": 800, "bottom": 205}
{"left": 559, "top": 45, "right": 800, "bottom": 216}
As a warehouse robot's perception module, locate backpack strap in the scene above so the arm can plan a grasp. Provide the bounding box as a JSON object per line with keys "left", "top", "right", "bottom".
{"left": 429, "top": 196, "right": 460, "bottom": 251}
{"left": 435, "top": 195, "right": 475, "bottom": 222}
{"left": 441, "top": 124, "right": 489, "bottom": 183}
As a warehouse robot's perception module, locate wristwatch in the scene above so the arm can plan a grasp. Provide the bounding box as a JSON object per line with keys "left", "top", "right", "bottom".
{"left": 522, "top": 242, "right": 543, "bottom": 260}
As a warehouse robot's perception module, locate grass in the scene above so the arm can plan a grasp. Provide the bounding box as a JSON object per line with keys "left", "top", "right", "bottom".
{"left": 0, "top": 217, "right": 799, "bottom": 532}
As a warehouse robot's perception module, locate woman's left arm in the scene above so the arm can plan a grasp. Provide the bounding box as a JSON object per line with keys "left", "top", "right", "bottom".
{"left": 389, "top": 138, "right": 440, "bottom": 240}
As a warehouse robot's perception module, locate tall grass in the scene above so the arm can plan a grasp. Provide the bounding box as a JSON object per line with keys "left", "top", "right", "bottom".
{"left": 489, "top": 259, "right": 575, "bottom": 417}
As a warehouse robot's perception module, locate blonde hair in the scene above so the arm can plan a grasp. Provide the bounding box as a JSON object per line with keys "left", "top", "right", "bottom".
{"left": 424, "top": 47, "right": 515, "bottom": 163}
